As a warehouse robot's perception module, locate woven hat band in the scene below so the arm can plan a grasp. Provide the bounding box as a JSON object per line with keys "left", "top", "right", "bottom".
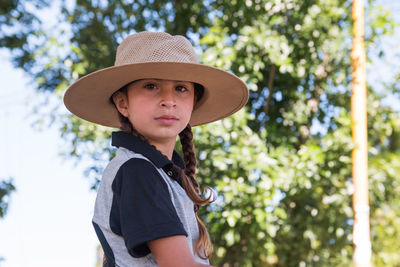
{"left": 115, "top": 32, "right": 199, "bottom": 66}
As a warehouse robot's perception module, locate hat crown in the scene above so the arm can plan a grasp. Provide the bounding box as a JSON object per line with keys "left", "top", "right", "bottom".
{"left": 115, "top": 32, "right": 199, "bottom": 66}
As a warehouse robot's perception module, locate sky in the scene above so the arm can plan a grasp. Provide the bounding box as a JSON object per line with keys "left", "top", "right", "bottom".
{"left": 1, "top": 1, "right": 98, "bottom": 265}
{"left": 0, "top": 1, "right": 399, "bottom": 267}
{"left": 0, "top": 51, "right": 98, "bottom": 266}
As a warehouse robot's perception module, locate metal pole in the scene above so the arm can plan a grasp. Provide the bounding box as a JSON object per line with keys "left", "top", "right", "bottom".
{"left": 351, "top": 0, "right": 371, "bottom": 266}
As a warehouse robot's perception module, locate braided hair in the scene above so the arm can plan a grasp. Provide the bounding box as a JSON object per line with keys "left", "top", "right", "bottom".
{"left": 111, "top": 82, "right": 215, "bottom": 259}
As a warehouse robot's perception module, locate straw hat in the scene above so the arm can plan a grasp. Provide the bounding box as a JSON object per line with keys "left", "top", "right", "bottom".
{"left": 63, "top": 31, "right": 248, "bottom": 127}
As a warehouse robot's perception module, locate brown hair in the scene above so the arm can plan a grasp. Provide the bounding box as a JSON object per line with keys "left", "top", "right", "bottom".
{"left": 111, "top": 82, "right": 215, "bottom": 259}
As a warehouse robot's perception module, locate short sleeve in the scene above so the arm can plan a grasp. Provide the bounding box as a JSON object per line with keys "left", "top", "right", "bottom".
{"left": 110, "top": 158, "right": 187, "bottom": 258}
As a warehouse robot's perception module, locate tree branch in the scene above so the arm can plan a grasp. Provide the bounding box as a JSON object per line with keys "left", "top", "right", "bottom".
{"left": 264, "top": 64, "right": 276, "bottom": 117}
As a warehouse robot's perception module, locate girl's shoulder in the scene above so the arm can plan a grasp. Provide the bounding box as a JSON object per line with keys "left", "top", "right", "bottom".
{"left": 99, "top": 147, "right": 154, "bottom": 187}
{"left": 115, "top": 146, "right": 150, "bottom": 163}
{"left": 105, "top": 147, "right": 153, "bottom": 173}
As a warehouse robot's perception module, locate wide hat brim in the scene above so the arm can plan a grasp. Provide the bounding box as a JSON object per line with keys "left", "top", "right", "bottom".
{"left": 63, "top": 61, "right": 249, "bottom": 128}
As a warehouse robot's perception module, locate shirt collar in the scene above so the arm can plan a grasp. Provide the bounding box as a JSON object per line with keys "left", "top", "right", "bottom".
{"left": 111, "top": 131, "right": 185, "bottom": 169}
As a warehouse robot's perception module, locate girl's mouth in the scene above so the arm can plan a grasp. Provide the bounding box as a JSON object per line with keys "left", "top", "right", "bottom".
{"left": 155, "top": 115, "right": 179, "bottom": 125}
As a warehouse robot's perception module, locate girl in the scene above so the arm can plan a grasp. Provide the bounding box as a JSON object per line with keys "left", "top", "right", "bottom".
{"left": 63, "top": 31, "right": 248, "bottom": 267}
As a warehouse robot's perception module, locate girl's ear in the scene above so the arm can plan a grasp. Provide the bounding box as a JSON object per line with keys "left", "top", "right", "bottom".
{"left": 112, "top": 91, "right": 129, "bottom": 117}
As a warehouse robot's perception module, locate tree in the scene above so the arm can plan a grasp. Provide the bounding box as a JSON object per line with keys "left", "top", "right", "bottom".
{"left": 1, "top": 0, "right": 399, "bottom": 266}
{"left": 0, "top": 179, "right": 15, "bottom": 218}
{"left": 0, "top": 0, "right": 47, "bottom": 220}
{"left": 350, "top": 0, "right": 371, "bottom": 266}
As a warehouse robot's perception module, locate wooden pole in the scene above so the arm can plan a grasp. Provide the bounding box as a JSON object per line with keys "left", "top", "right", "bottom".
{"left": 351, "top": 0, "right": 371, "bottom": 266}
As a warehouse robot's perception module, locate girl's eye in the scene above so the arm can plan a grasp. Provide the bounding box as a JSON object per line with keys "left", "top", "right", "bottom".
{"left": 144, "top": 83, "right": 157, "bottom": 90}
{"left": 176, "top": 85, "right": 188, "bottom": 92}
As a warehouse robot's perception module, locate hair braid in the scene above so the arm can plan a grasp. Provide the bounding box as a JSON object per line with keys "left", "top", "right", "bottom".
{"left": 178, "top": 125, "right": 199, "bottom": 192}
{"left": 178, "top": 125, "right": 215, "bottom": 259}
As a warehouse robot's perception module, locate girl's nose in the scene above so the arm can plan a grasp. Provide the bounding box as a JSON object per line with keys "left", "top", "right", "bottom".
{"left": 160, "top": 89, "right": 176, "bottom": 108}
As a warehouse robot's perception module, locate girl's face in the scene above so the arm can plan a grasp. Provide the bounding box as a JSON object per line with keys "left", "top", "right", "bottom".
{"left": 114, "top": 79, "right": 195, "bottom": 147}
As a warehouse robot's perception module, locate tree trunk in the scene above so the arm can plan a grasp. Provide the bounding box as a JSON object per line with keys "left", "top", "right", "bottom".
{"left": 351, "top": 0, "right": 371, "bottom": 266}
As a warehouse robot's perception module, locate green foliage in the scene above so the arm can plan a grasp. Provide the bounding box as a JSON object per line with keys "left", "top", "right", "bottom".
{"left": 0, "top": 0, "right": 49, "bottom": 69}
{"left": 201, "top": 0, "right": 353, "bottom": 146}
{"left": 366, "top": 89, "right": 400, "bottom": 266}
{"left": 0, "top": 179, "right": 16, "bottom": 218}
{"left": 1, "top": 0, "right": 400, "bottom": 266}
{"left": 194, "top": 108, "right": 355, "bottom": 266}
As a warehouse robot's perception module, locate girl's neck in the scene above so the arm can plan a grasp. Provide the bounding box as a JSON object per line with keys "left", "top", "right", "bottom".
{"left": 148, "top": 139, "right": 176, "bottom": 160}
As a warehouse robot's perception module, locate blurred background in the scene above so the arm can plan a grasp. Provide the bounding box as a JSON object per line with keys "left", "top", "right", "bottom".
{"left": 1, "top": 0, "right": 399, "bottom": 266}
